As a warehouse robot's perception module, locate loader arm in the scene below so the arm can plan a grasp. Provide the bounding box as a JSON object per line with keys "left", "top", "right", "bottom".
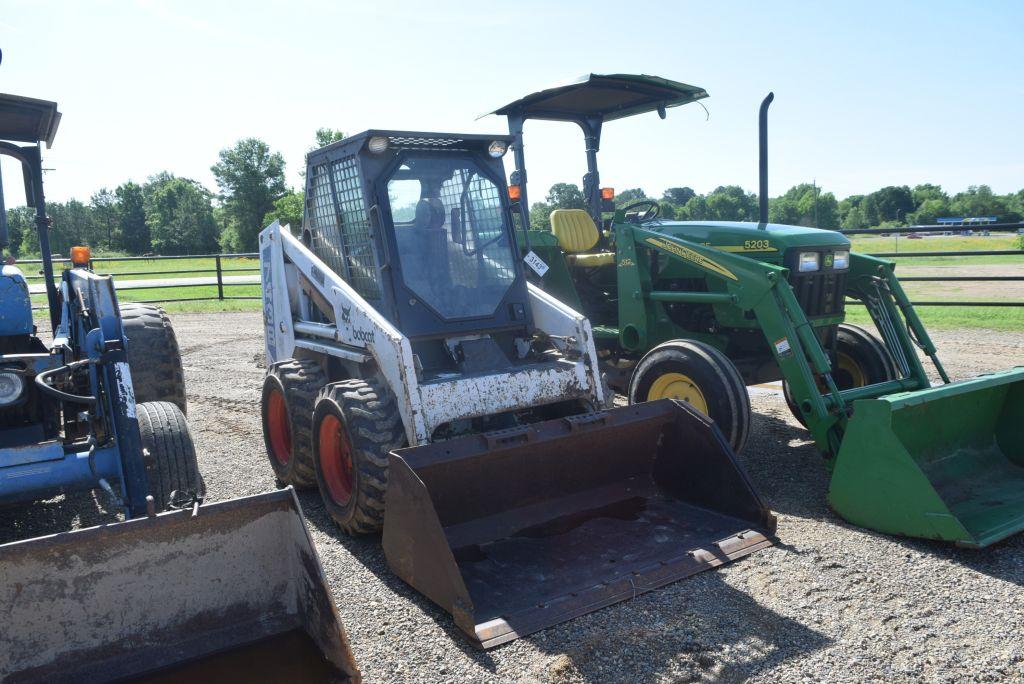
{"left": 619, "top": 223, "right": 849, "bottom": 455}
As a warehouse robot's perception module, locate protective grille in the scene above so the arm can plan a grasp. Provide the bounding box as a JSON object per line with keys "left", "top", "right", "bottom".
{"left": 307, "top": 157, "right": 380, "bottom": 300}
{"left": 789, "top": 271, "right": 847, "bottom": 318}
{"left": 439, "top": 169, "right": 515, "bottom": 286}
{"left": 387, "top": 136, "right": 472, "bottom": 152}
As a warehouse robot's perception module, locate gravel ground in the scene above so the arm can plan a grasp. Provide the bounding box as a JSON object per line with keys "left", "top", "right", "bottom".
{"left": 5, "top": 313, "right": 1024, "bottom": 682}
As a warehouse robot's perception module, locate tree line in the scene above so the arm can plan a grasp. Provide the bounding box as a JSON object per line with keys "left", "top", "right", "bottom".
{"left": 4, "top": 135, "right": 1023, "bottom": 257}
{"left": 2, "top": 128, "right": 343, "bottom": 257}
{"left": 528, "top": 182, "right": 1024, "bottom": 233}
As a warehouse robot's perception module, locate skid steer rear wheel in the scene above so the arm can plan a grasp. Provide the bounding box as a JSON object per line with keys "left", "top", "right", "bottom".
{"left": 137, "top": 401, "right": 204, "bottom": 511}
{"left": 261, "top": 359, "right": 326, "bottom": 488}
{"left": 783, "top": 323, "right": 897, "bottom": 427}
{"left": 628, "top": 340, "right": 751, "bottom": 453}
{"left": 312, "top": 379, "right": 405, "bottom": 535}
{"left": 120, "top": 304, "right": 187, "bottom": 413}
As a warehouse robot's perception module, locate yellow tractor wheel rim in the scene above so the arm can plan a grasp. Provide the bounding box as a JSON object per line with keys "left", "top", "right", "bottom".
{"left": 837, "top": 352, "right": 868, "bottom": 387}
{"left": 647, "top": 372, "right": 709, "bottom": 414}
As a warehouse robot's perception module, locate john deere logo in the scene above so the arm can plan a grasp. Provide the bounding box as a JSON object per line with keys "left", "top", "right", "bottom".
{"left": 823, "top": 253, "right": 834, "bottom": 268}
{"left": 644, "top": 237, "right": 738, "bottom": 281}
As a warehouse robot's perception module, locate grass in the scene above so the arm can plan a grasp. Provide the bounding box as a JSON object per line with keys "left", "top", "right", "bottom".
{"left": 850, "top": 234, "right": 1021, "bottom": 265}
{"left": 844, "top": 305, "right": 1024, "bottom": 332}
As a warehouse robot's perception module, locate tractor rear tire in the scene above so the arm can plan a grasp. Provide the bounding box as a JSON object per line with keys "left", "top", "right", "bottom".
{"left": 261, "top": 359, "right": 327, "bottom": 488}
{"left": 137, "top": 401, "right": 204, "bottom": 511}
{"left": 783, "top": 323, "right": 897, "bottom": 427}
{"left": 312, "top": 379, "right": 405, "bottom": 535}
{"left": 628, "top": 340, "right": 751, "bottom": 454}
{"left": 120, "top": 304, "right": 187, "bottom": 414}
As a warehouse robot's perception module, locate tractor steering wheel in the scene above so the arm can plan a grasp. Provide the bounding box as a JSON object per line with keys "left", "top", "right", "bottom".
{"left": 622, "top": 200, "right": 660, "bottom": 222}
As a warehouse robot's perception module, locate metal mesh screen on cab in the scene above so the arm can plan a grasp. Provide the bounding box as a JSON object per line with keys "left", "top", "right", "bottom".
{"left": 307, "top": 157, "right": 381, "bottom": 300}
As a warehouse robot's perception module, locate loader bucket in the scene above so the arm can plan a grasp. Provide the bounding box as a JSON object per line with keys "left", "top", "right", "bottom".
{"left": 382, "top": 399, "right": 776, "bottom": 648}
{"left": 0, "top": 489, "right": 360, "bottom": 684}
{"left": 829, "top": 366, "right": 1024, "bottom": 548}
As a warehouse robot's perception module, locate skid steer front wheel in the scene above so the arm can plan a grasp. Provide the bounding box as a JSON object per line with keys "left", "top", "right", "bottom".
{"left": 312, "top": 380, "right": 405, "bottom": 535}
{"left": 261, "top": 359, "right": 326, "bottom": 488}
{"left": 137, "top": 401, "right": 204, "bottom": 511}
{"left": 783, "top": 323, "right": 897, "bottom": 427}
{"left": 628, "top": 340, "right": 751, "bottom": 453}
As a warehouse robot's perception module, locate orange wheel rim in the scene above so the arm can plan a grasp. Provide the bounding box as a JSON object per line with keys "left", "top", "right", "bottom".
{"left": 319, "top": 414, "right": 354, "bottom": 506}
{"left": 267, "top": 388, "right": 291, "bottom": 466}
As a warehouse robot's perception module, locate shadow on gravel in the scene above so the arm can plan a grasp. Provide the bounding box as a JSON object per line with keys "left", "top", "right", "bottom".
{"left": 522, "top": 571, "right": 831, "bottom": 682}
{"left": 296, "top": 488, "right": 502, "bottom": 672}
{"left": 0, "top": 490, "right": 117, "bottom": 545}
{"left": 898, "top": 533, "right": 1024, "bottom": 587}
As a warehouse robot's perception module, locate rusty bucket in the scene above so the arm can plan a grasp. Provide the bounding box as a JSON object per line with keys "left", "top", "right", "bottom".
{"left": 0, "top": 489, "right": 359, "bottom": 683}
{"left": 383, "top": 399, "right": 776, "bottom": 648}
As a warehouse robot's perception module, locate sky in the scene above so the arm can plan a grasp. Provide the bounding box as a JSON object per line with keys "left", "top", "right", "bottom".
{"left": 1, "top": 0, "right": 1022, "bottom": 206}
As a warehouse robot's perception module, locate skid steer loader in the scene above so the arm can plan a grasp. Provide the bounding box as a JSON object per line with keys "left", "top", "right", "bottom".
{"left": 258, "top": 130, "right": 776, "bottom": 647}
{"left": 490, "top": 73, "right": 1024, "bottom": 548}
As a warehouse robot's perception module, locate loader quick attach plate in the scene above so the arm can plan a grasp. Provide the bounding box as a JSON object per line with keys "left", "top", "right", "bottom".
{"left": 382, "top": 399, "right": 777, "bottom": 648}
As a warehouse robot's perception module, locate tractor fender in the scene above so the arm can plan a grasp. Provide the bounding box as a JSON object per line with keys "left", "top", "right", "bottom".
{"left": 0, "top": 264, "right": 33, "bottom": 336}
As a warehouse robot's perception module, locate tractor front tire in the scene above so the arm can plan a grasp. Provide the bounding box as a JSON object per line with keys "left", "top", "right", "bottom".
{"left": 260, "top": 359, "right": 326, "bottom": 488}
{"left": 628, "top": 340, "right": 751, "bottom": 453}
{"left": 120, "top": 304, "right": 187, "bottom": 413}
{"left": 137, "top": 401, "right": 204, "bottom": 511}
{"left": 312, "top": 379, "right": 405, "bottom": 535}
{"left": 783, "top": 323, "right": 897, "bottom": 427}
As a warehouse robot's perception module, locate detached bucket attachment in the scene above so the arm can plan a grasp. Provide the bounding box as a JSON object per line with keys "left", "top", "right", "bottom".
{"left": 830, "top": 367, "right": 1024, "bottom": 548}
{"left": 383, "top": 399, "right": 776, "bottom": 648}
{"left": 0, "top": 489, "right": 360, "bottom": 684}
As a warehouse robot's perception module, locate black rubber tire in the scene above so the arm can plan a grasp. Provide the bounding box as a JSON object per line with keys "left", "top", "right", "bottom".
{"left": 628, "top": 339, "right": 751, "bottom": 453}
{"left": 312, "top": 379, "right": 405, "bottom": 535}
{"left": 783, "top": 323, "right": 897, "bottom": 427}
{"left": 120, "top": 304, "right": 187, "bottom": 414}
{"left": 137, "top": 401, "right": 204, "bottom": 511}
{"left": 260, "top": 359, "right": 326, "bottom": 488}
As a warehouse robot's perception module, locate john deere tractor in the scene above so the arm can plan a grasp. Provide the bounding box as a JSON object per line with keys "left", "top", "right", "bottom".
{"left": 490, "top": 73, "right": 1024, "bottom": 548}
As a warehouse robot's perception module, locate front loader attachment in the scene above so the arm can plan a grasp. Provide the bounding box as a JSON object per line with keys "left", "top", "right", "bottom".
{"left": 0, "top": 489, "right": 359, "bottom": 683}
{"left": 829, "top": 367, "right": 1024, "bottom": 548}
{"left": 383, "top": 399, "right": 776, "bottom": 648}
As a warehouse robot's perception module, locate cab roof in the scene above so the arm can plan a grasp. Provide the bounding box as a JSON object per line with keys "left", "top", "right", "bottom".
{"left": 483, "top": 73, "right": 707, "bottom": 123}
{"left": 0, "top": 93, "right": 61, "bottom": 148}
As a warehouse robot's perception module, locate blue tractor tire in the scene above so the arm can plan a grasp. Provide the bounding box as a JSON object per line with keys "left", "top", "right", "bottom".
{"left": 121, "top": 304, "right": 187, "bottom": 414}
{"left": 137, "top": 401, "right": 203, "bottom": 511}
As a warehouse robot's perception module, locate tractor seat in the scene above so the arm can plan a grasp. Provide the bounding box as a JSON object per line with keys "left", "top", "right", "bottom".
{"left": 549, "top": 209, "right": 614, "bottom": 267}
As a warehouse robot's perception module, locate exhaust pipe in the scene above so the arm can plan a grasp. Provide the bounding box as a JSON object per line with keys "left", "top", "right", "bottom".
{"left": 758, "top": 92, "right": 774, "bottom": 226}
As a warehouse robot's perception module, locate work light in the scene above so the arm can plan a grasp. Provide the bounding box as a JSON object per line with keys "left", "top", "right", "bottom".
{"left": 0, "top": 371, "right": 23, "bottom": 406}
{"left": 832, "top": 250, "right": 850, "bottom": 270}
{"left": 488, "top": 140, "right": 508, "bottom": 158}
{"left": 797, "top": 252, "right": 820, "bottom": 272}
{"left": 367, "top": 136, "right": 389, "bottom": 154}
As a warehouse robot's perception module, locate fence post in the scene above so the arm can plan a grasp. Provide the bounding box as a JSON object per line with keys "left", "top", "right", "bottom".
{"left": 215, "top": 255, "right": 224, "bottom": 300}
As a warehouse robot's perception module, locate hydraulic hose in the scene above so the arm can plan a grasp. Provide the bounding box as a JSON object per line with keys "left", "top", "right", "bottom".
{"left": 34, "top": 358, "right": 98, "bottom": 405}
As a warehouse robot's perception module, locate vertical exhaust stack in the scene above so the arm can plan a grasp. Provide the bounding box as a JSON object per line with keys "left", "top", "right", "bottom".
{"left": 758, "top": 92, "right": 774, "bottom": 227}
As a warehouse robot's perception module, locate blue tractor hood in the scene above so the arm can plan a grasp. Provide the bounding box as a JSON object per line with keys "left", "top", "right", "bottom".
{"left": 0, "top": 264, "right": 33, "bottom": 336}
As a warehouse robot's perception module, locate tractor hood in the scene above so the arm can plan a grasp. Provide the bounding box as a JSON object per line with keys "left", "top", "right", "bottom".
{"left": 647, "top": 220, "right": 850, "bottom": 256}
{"left": 0, "top": 264, "right": 33, "bottom": 336}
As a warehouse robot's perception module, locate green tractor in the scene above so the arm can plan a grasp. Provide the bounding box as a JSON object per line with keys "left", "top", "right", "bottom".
{"left": 488, "top": 74, "right": 1024, "bottom": 548}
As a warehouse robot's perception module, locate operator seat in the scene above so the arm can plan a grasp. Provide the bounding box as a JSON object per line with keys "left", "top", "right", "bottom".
{"left": 549, "top": 209, "right": 614, "bottom": 267}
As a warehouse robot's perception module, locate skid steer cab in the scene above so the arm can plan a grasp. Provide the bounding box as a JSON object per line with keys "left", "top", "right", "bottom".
{"left": 258, "top": 130, "right": 776, "bottom": 647}
{"left": 0, "top": 91, "right": 201, "bottom": 520}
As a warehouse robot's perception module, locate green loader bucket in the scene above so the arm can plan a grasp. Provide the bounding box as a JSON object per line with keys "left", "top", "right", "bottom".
{"left": 829, "top": 367, "right": 1024, "bottom": 548}
{"left": 0, "top": 489, "right": 360, "bottom": 683}
{"left": 383, "top": 399, "right": 776, "bottom": 648}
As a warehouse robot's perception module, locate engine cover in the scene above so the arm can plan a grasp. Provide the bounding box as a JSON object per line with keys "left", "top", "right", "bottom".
{"left": 0, "top": 265, "right": 33, "bottom": 337}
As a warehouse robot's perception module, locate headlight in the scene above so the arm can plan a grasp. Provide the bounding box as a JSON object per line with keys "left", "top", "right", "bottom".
{"left": 488, "top": 140, "right": 508, "bottom": 158}
{"left": 798, "top": 252, "right": 820, "bottom": 272}
{"left": 832, "top": 250, "right": 850, "bottom": 269}
{"left": 367, "top": 135, "right": 389, "bottom": 154}
{"left": 0, "top": 371, "right": 23, "bottom": 406}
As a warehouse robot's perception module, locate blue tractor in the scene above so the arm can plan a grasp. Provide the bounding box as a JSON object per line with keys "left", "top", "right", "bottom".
{"left": 0, "top": 91, "right": 201, "bottom": 518}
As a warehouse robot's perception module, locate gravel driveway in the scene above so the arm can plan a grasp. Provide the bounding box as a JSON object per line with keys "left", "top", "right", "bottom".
{"left": 4, "top": 313, "right": 1023, "bottom": 682}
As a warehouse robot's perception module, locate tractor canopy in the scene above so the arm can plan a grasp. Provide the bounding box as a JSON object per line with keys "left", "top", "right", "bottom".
{"left": 483, "top": 73, "right": 707, "bottom": 123}
{"left": 0, "top": 92, "right": 61, "bottom": 147}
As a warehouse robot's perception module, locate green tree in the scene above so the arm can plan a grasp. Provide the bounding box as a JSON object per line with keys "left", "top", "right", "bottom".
{"left": 262, "top": 190, "right": 305, "bottom": 232}
{"left": 529, "top": 201, "right": 553, "bottom": 231}
{"left": 90, "top": 188, "right": 120, "bottom": 251}
{"left": 116, "top": 181, "right": 150, "bottom": 254}
{"left": 211, "top": 138, "right": 287, "bottom": 252}
{"left": 677, "top": 194, "right": 708, "bottom": 221}
{"left": 615, "top": 188, "right": 647, "bottom": 204}
{"left": 862, "top": 186, "right": 914, "bottom": 225}
{"left": 662, "top": 187, "right": 695, "bottom": 206}
{"left": 908, "top": 197, "right": 950, "bottom": 225}
{"left": 911, "top": 183, "right": 947, "bottom": 208}
{"left": 144, "top": 174, "right": 219, "bottom": 255}
{"left": 704, "top": 186, "right": 758, "bottom": 222}
{"left": 545, "top": 183, "right": 586, "bottom": 210}
{"left": 312, "top": 128, "right": 345, "bottom": 151}
{"left": 949, "top": 185, "right": 1007, "bottom": 219}
{"left": 769, "top": 184, "right": 839, "bottom": 229}
{"left": 4, "top": 206, "right": 34, "bottom": 255}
